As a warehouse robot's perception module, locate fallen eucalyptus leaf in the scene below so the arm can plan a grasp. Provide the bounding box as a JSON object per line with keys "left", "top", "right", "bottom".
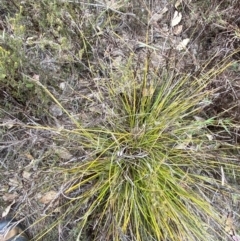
{"left": 2, "top": 193, "right": 19, "bottom": 202}
{"left": 39, "top": 191, "right": 58, "bottom": 204}
{"left": 171, "top": 11, "right": 182, "bottom": 27}
{"left": 176, "top": 38, "right": 190, "bottom": 51}
{"left": 22, "top": 171, "right": 32, "bottom": 180}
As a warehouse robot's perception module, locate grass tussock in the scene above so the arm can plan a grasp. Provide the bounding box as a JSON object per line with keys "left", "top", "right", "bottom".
{"left": 27, "top": 57, "right": 240, "bottom": 241}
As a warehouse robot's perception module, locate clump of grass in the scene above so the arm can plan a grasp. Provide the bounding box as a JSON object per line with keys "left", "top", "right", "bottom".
{"left": 28, "top": 57, "right": 240, "bottom": 241}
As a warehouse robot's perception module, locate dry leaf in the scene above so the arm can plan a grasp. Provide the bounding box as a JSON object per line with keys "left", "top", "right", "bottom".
{"left": 22, "top": 171, "right": 32, "bottom": 180}
{"left": 39, "top": 191, "right": 58, "bottom": 204}
{"left": 176, "top": 38, "right": 190, "bottom": 51}
{"left": 54, "top": 147, "right": 72, "bottom": 160}
{"left": 171, "top": 11, "right": 182, "bottom": 27}
{"left": 24, "top": 153, "right": 34, "bottom": 160}
{"left": 173, "top": 25, "right": 183, "bottom": 35}
{"left": 2, "top": 200, "right": 15, "bottom": 217}
{"left": 2, "top": 193, "right": 19, "bottom": 202}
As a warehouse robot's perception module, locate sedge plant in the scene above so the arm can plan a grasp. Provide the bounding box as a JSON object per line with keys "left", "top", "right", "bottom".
{"left": 27, "top": 56, "right": 240, "bottom": 241}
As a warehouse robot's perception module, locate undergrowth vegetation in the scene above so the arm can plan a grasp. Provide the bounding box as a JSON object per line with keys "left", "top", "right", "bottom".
{"left": 0, "top": 0, "right": 240, "bottom": 241}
